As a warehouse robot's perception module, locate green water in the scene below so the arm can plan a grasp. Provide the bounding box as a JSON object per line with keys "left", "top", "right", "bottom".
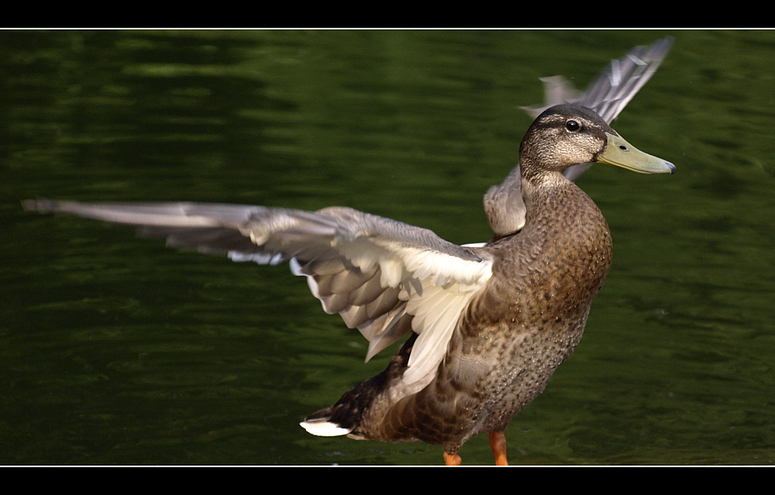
{"left": 2, "top": 29, "right": 775, "bottom": 465}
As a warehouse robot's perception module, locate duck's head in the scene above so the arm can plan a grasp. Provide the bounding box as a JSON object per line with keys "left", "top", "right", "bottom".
{"left": 519, "top": 104, "right": 675, "bottom": 180}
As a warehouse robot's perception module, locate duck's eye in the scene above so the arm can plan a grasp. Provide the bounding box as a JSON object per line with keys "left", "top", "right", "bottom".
{"left": 565, "top": 119, "right": 581, "bottom": 132}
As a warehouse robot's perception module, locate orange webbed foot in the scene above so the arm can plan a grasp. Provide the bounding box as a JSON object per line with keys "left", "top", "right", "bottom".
{"left": 443, "top": 452, "right": 462, "bottom": 465}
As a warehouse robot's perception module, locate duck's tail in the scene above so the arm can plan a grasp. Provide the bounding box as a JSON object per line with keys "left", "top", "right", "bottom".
{"left": 299, "top": 333, "right": 418, "bottom": 438}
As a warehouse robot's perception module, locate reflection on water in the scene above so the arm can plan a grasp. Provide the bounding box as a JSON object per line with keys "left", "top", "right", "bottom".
{"left": 3, "top": 30, "right": 775, "bottom": 465}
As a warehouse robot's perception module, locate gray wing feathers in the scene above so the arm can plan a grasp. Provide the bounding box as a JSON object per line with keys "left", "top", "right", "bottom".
{"left": 23, "top": 199, "right": 483, "bottom": 361}
{"left": 521, "top": 36, "right": 674, "bottom": 123}
{"left": 570, "top": 36, "right": 674, "bottom": 125}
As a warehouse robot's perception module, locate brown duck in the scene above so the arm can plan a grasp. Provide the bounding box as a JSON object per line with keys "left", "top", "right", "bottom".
{"left": 24, "top": 38, "right": 675, "bottom": 465}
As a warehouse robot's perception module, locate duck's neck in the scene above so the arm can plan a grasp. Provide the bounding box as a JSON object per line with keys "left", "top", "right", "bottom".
{"left": 518, "top": 169, "right": 613, "bottom": 273}
{"left": 520, "top": 170, "right": 584, "bottom": 227}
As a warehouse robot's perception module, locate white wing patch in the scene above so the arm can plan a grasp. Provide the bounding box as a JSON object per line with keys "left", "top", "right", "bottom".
{"left": 401, "top": 277, "right": 482, "bottom": 388}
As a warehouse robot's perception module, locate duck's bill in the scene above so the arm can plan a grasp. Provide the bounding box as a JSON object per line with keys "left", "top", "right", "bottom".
{"left": 597, "top": 132, "right": 675, "bottom": 174}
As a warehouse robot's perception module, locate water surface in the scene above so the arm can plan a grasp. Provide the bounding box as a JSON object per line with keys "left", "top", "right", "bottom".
{"left": 3, "top": 29, "right": 775, "bottom": 465}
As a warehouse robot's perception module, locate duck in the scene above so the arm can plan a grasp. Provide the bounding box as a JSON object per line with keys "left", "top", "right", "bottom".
{"left": 23, "top": 38, "right": 675, "bottom": 465}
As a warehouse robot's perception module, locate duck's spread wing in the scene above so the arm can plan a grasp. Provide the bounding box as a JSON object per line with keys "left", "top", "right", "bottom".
{"left": 486, "top": 37, "right": 674, "bottom": 238}
{"left": 24, "top": 199, "right": 493, "bottom": 387}
{"left": 522, "top": 36, "right": 674, "bottom": 124}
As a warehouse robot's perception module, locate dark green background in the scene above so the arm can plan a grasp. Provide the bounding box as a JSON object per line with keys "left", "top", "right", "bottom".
{"left": 2, "top": 29, "right": 774, "bottom": 465}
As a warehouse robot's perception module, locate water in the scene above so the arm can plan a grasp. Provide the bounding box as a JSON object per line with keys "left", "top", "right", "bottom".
{"left": 2, "top": 29, "right": 775, "bottom": 465}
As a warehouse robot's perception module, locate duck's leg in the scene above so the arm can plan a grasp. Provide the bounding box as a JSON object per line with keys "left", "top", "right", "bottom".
{"left": 443, "top": 452, "right": 462, "bottom": 465}
{"left": 489, "top": 431, "right": 508, "bottom": 465}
